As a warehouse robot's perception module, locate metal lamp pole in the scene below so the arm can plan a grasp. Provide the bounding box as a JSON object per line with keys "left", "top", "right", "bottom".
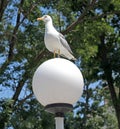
{"left": 55, "top": 117, "right": 64, "bottom": 129}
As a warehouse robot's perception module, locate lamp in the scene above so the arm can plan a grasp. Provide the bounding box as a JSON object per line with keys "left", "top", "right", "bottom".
{"left": 32, "top": 58, "right": 84, "bottom": 129}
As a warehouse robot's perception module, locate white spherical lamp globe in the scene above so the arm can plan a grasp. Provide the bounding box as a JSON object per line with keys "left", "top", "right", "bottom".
{"left": 32, "top": 58, "right": 84, "bottom": 115}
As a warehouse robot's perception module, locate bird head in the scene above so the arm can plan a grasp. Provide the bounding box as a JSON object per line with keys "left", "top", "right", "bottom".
{"left": 37, "top": 15, "right": 52, "bottom": 23}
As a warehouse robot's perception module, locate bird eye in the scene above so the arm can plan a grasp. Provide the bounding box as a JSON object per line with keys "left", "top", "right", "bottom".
{"left": 44, "top": 15, "right": 47, "bottom": 18}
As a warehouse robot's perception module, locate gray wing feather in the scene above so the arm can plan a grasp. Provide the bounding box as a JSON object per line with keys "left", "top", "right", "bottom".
{"left": 59, "top": 33, "right": 73, "bottom": 54}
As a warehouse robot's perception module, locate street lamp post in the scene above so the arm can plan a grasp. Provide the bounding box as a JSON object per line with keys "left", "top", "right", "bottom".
{"left": 32, "top": 58, "right": 84, "bottom": 129}
{"left": 55, "top": 117, "right": 64, "bottom": 129}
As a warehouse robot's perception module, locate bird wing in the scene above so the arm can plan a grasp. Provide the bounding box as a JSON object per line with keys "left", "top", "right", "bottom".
{"left": 59, "top": 33, "right": 73, "bottom": 54}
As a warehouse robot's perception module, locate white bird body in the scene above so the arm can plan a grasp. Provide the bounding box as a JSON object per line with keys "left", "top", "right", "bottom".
{"left": 37, "top": 15, "right": 76, "bottom": 60}
{"left": 44, "top": 21, "right": 61, "bottom": 52}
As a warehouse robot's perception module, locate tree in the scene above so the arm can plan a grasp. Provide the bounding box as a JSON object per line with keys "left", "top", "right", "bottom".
{"left": 0, "top": 0, "right": 120, "bottom": 128}
{"left": 65, "top": 83, "right": 118, "bottom": 129}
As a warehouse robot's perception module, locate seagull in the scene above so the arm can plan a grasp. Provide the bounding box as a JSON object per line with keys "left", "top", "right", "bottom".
{"left": 37, "top": 15, "right": 76, "bottom": 60}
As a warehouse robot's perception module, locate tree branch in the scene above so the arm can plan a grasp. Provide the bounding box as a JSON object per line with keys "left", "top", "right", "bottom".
{"left": 88, "top": 10, "right": 120, "bottom": 21}
{"left": 8, "top": 0, "right": 25, "bottom": 61}
{"left": 0, "top": 0, "right": 9, "bottom": 21}
{"left": 62, "top": 1, "right": 120, "bottom": 35}
{"left": 99, "top": 33, "right": 120, "bottom": 127}
{"left": 17, "top": 93, "right": 33, "bottom": 106}
{"left": 118, "top": 87, "right": 120, "bottom": 102}
{"left": 62, "top": 0, "right": 97, "bottom": 35}
{"left": 12, "top": 79, "right": 25, "bottom": 105}
{"left": 12, "top": 48, "right": 47, "bottom": 106}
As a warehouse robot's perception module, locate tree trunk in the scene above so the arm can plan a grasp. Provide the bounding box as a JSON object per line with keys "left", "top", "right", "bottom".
{"left": 99, "top": 33, "right": 120, "bottom": 129}
{"left": 104, "top": 63, "right": 120, "bottom": 129}
{"left": 0, "top": 0, "right": 8, "bottom": 21}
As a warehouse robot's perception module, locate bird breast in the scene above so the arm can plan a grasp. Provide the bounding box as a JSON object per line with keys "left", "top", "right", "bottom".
{"left": 44, "top": 31, "right": 62, "bottom": 52}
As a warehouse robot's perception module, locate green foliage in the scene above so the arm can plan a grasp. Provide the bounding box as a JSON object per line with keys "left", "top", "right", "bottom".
{"left": 7, "top": 99, "right": 54, "bottom": 129}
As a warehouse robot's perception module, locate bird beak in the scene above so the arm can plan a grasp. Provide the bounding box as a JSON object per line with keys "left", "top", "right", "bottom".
{"left": 37, "top": 17, "right": 43, "bottom": 21}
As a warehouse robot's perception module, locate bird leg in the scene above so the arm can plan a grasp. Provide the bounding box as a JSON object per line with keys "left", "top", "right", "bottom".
{"left": 54, "top": 49, "right": 60, "bottom": 58}
{"left": 54, "top": 50, "right": 57, "bottom": 58}
{"left": 57, "top": 49, "right": 60, "bottom": 58}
